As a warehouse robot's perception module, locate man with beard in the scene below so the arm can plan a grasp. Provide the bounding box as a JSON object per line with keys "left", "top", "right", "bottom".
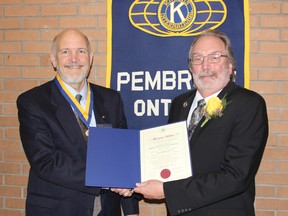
{"left": 17, "top": 29, "right": 139, "bottom": 216}
{"left": 134, "top": 29, "right": 268, "bottom": 216}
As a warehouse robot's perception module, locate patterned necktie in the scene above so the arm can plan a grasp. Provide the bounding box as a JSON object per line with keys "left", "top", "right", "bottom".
{"left": 188, "top": 99, "right": 206, "bottom": 140}
{"left": 75, "top": 94, "right": 89, "bottom": 143}
{"left": 75, "top": 94, "right": 101, "bottom": 215}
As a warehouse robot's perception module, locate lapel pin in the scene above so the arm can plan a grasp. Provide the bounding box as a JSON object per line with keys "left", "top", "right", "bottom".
{"left": 183, "top": 102, "right": 188, "bottom": 107}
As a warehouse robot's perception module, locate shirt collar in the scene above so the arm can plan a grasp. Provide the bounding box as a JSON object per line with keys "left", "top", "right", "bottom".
{"left": 63, "top": 80, "right": 88, "bottom": 100}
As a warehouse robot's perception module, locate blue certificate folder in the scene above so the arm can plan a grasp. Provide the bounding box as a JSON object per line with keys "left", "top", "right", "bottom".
{"left": 86, "top": 127, "right": 141, "bottom": 188}
{"left": 85, "top": 121, "right": 191, "bottom": 188}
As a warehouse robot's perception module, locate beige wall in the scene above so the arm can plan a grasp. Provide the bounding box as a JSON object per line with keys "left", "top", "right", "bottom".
{"left": 0, "top": 0, "right": 288, "bottom": 215}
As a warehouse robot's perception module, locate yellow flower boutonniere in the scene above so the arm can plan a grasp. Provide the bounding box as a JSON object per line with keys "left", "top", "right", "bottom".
{"left": 201, "top": 94, "right": 230, "bottom": 127}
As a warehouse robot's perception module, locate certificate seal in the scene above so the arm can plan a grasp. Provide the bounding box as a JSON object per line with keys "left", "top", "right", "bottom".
{"left": 160, "top": 169, "right": 171, "bottom": 179}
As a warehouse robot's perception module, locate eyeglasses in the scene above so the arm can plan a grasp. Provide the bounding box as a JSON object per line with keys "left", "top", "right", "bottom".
{"left": 188, "top": 53, "right": 228, "bottom": 65}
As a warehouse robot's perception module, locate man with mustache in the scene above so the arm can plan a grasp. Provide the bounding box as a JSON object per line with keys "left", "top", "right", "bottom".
{"left": 134, "top": 29, "right": 269, "bottom": 216}
{"left": 17, "top": 29, "right": 139, "bottom": 216}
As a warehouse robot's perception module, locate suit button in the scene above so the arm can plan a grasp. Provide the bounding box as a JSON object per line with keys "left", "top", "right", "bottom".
{"left": 87, "top": 209, "right": 92, "bottom": 215}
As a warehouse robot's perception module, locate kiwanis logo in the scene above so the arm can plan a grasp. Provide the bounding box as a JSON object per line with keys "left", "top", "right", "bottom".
{"left": 129, "top": 0, "right": 227, "bottom": 37}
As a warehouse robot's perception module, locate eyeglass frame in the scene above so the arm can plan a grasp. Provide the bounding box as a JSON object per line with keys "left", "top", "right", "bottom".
{"left": 188, "top": 53, "right": 228, "bottom": 65}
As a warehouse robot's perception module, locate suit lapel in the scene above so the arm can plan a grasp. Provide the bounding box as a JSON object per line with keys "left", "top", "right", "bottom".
{"left": 176, "top": 91, "right": 196, "bottom": 122}
{"left": 91, "top": 86, "right": 111, "bottom": 125}
{"left": 51, "top": 82, "right": 87, "bottom": 146}
{"left": 217, "top": 81, "right": 237, "bottom": 100}
{"left": 191, "top": 81, "right": 238, "bottom": 143}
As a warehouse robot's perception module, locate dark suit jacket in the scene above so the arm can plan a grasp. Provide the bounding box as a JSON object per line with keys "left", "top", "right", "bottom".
{"left": 164, "top": 81, "right": 268, "bottom": 216}
{"left": 17, "top": 80, "right": 138, "bottom": 216}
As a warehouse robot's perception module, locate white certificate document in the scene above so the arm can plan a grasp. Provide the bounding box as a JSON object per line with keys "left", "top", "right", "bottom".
{"left": 140, "top": 121, "right": 192, "bottom": 182}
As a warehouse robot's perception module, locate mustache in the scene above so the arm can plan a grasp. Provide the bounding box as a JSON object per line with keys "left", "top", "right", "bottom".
{"left": 198, "top": 70, "right": 215, "bottom": 78}
{"left": 64, "top": 63, "right": 84, "bottom": 68}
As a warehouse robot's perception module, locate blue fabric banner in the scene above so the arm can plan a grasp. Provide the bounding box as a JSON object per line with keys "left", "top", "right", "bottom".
{"left": 107, "top": 0, "right": 250, "bottom": 129}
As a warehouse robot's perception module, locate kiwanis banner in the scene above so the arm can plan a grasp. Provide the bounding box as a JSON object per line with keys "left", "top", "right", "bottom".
{"left": 106, "top": 0, "right": 250, "bottom": 129}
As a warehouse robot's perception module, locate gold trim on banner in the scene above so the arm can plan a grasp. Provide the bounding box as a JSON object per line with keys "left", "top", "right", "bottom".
{"left": 106, "top": 0, "right": 113, "bottom": 88}
{"left": 244, "top": 0, "right": 250, "bottom": 89}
